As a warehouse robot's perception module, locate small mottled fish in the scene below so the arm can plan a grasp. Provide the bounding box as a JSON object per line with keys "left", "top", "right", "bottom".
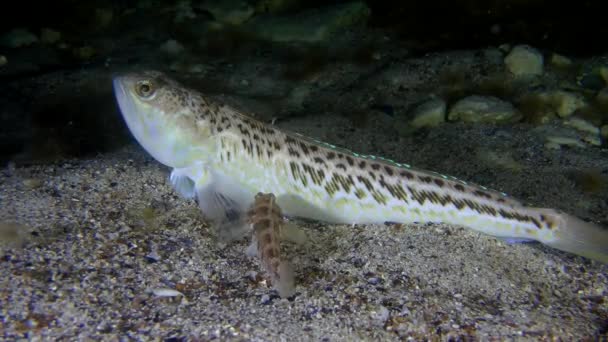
{"left": 113, "top": 70, "right": 608, "bottom": 263}
{"left": 247, "top": 192, "right": 294, "bottom": 298}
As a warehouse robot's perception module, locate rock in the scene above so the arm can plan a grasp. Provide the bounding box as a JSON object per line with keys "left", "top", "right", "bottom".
{"left": 546, "top": 90, "right": 586, "bottom": 118}
{"left": 174, "top": 0, "right": 197, "bottom": 23}
{"left": 518, "top": 90, "right": 587, "bottom": 122}
{"left": 545, "top": 136, "right": 586, "bottom": 149}
{"left": 563, "top": 118, "right": 602, "bottom": 146}
{"left": 598, "top": 87, "right": 608, "bottom": 106}
{"left": 405, "top": 98, "right": 446, "bottom": 132}
{"left": 576, "top": 56, "right": 608, "bottom": 90}
{"left": 94, "top": 8, "right": 114, "bottom": 29}
{"left": 256, "top": 0, "right": 301, "bottom": 13}
{"left": 198, "top": 0, "right": 255, "bottom": 25}
{"left": 248, "top": 1, "right": 370, "bottom": 43}
{"left": 0, "top": 28, "right": 38, "bottom": 48}
{"left": 410, "top": 98, "right": 446, "bottom": 128}
{"left": 600, "top": 66, "right": 608, "bottom": 85}
{"left": 0, "top": 222, "right": 30, "bottom": 249}
{"left": 285, "top": 85, "right": 311, "bottom": 112}
{"left": 483, "top": 48, "right": 504, "bottom": 64}
{"left": 448, "top": 95, "right": 521, "bottom": 123}
{"left": 40, "top": 28, "right": 61, "bottom": 45}
{"left": 160, "top": 39, "right": 185, "bottom": 56}
{"left": 476, "top": 148, "right": 523, "bottom": 172}
{"left": 504, "top": 44, "right": 544, "bottom": 77}
{"left": 0, "top": 55, "right": 6, "bottom": 67}
{"left": 517, "top": 93, "right": 556, "bottom": 124}
{"left": 22, "top": 178, "right": 43, "bottom": 190}
{"left": 601, "top": 125, "right": 608, "bottom": 140}
{"left": 550, "top": 53, "right": 572, "bottom": 68}
{"left": 73, "top": 46, "right": 96, "bottom": 60}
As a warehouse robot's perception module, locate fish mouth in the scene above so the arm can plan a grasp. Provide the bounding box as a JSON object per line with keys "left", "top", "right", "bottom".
{"left": 112, "top": 75, "right": 176, "bottom": 167}
{"left": 113, "top": 77, "right": 133, "bottom": 116}
{"left": 112, "top": 76, "right": 150, "bottom": 154}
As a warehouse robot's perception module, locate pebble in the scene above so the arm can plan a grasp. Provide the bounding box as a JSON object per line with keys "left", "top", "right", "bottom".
{"left": 260, "top": 294, "right": 271, "bottom": 304}
{"left": 371, "top": 305, "right": 390, "bottom": 325}
{"left": 22, "top": 178, "right": 43, "bottom": 189}
{"left": 547, "top": 90, "right": 586, "bottom": 118}
{"left": 550, "top": 53, "right": 572, "bottom": 68}
{"left": 199, "top": 0, "right": 255, "bottom": 25}
{"left": 563, "top": 117, "right": 601, "bottom": 146}
{"left": 545, "top": 136, "right": 586, "bottom": 149}
{"left": 73, "top": 46, "right": 96, "bottom": 59}
{"left": 407, "top": 97, "right": 446, "bottom": 131}
{"left": 600, "top": 67, "right": 608, "bottom": 85}
{"left": 504, "top": 44, "right": 544, "bottom": 77}
{"left": 0, "top": 28, "right": 38, "bottom": 48}
{"left": 160, "top": 39, "right": 184, "bottom": 56}
{"left": 40, "top": 28, "right": 61, "bottom": 44}
{"left": 599, "top": 124, "right": 608, "bottom": 139}
{"left": 448, "top": 95, "right": 521, "bottom": 123}
{"left": 151, "top": 288, "right": 183, "bottom": 297}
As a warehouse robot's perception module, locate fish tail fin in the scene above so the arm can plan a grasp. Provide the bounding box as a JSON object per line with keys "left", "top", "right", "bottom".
{"left": 534, "top": 208, "right": 608, "bottom": 263}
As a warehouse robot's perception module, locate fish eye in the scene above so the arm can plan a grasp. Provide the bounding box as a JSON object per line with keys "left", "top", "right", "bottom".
{"left": 136, "top": 80, "right": 155, "bottom": 98}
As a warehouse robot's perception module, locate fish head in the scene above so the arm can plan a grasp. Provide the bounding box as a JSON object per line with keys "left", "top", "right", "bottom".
{"left": 113, "top": 70, "right": 213, "bottom": 168}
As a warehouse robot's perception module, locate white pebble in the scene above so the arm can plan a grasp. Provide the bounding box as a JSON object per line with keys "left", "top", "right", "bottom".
{"left": 151, "top": 288, "right": 183, "bottom": 297}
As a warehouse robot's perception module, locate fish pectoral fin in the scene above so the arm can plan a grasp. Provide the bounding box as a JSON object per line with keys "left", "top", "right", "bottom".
{"left": 497, "top": 237, "right": 537, "bottom": 245}
{"left": 281, "top": 221, "right": 310, "bottom": 247}
{"left": 245, "top": 236, "right": 259, "bottom": 257}
{"left": 169, "top": 168, "right": 196, "bottom": 199}
{"left": 196, "top": 172, "right": 253, "bottom": 243}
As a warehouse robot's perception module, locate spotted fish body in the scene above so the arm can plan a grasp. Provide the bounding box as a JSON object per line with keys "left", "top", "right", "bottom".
{"left": 113, "top": 70, "right": 608, "bottom": 263}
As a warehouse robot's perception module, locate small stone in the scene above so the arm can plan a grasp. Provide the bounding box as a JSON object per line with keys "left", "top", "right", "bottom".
{"left": 498, "top": 44, "right": 511, "bottom": 53}
{"left": 550, "top": 53, "right": 572, "bottom": 68}
{"left": 578, "top": 73, "right": 606, "bottom": 91}
{"left": 73, "top": 46, "right": 96, "bottom": 59}
{"left": 548, "top": 90, "right": 586, "bottom": 118}
{"left": 145, "top": 250, "right": 161, "bottom": 263}
{"left": 256, "top": 0, "right": 300, "bottom": 13}
{"left": 367, "top": 277, "right": 380, "bottom": 285}
{"left": 601, "top": 125, "right": 608, "bottom": 140}
{"left": 600, "top": 66, "right": 608, "bottom": 85}
{"left": 504, "top": 44, "right": 544, "bottom": 77}
{"left": 174, "top": 0, "right": 197, "bottom": 23}
{"left": 22, "top": 178, "right": 43, "bottom": 189}
{"left": 198, "top": 0, "right": 255, "bottom": 25}
{"left": 0, "top": 28, "right": 38, "bottom": 48}
{"left": 563, "top": 118, "right": 600, "bottom": 136}
{"left": 286, "top": 85, "right": 311, "bottom": 112}
{"left": 371, "top": 305, "right": 390, "bottom": 325}
{"left": 483, "top": 48, "right": 503, "bottom": 63}
{"left": 597, "top": 87, "right": 608, "bottom": 105}
{"left": 95, "top": 8, "right": 114, "bottom": 28}
{"left": 409, "top": 98, "right": 446, "bottom": 128}
{"left": 448, "top": 95, "right": 521, "bottom": 123}
{"left": 151, "top": 288, "right": 183, "bottom": 297}
{"left": 248, "top": 1, "right": 370, "bottom": 43}
{"left": 545, "top": 136, "right": 586, "bottom": 149}
{"left": 160, "top": 39, "right": 184, "bottom": 56}
{"left": 0, "top": 222, "right": 29, "bottom": 248}
{"left": 40, "top": 28, "right": 61, "bottom": 44}
{"left": 260, "top": 294, "right": 271, "bottom": 304}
